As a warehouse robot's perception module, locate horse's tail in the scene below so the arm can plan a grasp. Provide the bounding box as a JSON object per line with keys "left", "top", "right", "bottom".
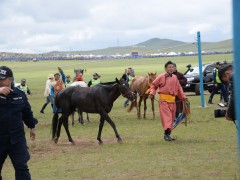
{"left": 51, "top": 112, "right": 59, "bottom": 140}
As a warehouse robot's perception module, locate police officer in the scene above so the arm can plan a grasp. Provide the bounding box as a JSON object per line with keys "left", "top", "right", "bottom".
{"left": 0, "top": 66, "right": 38, "bottom": 180}
{"left": 17, "top": 79, "right": 32, "bottom": 95}
{"left": 208, "top": 62, "right": 228, "bottom": 105}
{"left": 88, "top": 73, "right": 101, "bottom": 87}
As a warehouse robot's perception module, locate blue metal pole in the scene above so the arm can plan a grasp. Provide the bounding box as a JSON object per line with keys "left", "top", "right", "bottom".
{"left": 197, "top": 31, "right": 205, "bottom": 107}
{"left": 232, "top": 0, "right": 240, "bottom": 161}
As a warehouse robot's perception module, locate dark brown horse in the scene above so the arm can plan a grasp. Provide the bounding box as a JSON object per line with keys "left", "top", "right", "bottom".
{"left": 52, "top": 78, "right": 136, "bottom": 145}
{"left": 128, "top": 72, "right": 157, "bottom": 119}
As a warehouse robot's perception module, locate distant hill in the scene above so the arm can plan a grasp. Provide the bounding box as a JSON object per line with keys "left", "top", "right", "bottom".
{"left": 0, "top": 38, "right": 232, "bottom": 58}
{"left": 74, "top": 38, "right": 232, "bottom": 56}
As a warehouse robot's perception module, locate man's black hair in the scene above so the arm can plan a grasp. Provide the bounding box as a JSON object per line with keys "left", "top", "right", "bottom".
{"left": 218, "top": 64, "right": 233, "bottom": 83}
{"left": 165, "top": 61, "right": 174, "bottom": 68}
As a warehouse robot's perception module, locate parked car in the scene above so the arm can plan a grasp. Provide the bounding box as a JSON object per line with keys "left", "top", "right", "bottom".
{"left": 183, "top": 63, "right": 215, "bottom": 95}
{"left": 182, "top": 61, "right": 232, "bottom": 95}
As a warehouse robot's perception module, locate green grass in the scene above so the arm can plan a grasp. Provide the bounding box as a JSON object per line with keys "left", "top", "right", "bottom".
{"left": 1, "top": 54, "right": 239, "bottom": 179}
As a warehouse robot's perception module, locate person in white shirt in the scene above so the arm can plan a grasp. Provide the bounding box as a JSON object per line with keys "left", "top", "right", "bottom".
{"left": 70, "top": 74, "right": 87, "bottom": 87}
{"left": 40, "top": 74, "right": 55, "bottom": 114}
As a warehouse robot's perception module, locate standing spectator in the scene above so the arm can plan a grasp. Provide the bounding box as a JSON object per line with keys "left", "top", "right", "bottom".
{"left": 208, "top": 62, "right": 228, "bottom": 105}
{"left": 149, "top": 61, "right": 186, "bottom": 141}
{"left": 0, "top": 66, "right": 38, "bottom": 180}
{"left": 88, "top": 73, "right": 101, "bottom": 87}
{"left": 173, "top": 63, "right": 187, "bottom": 118}
{"left": 122, "top": 68, "right": 135, "bottom": 107}
{"left": 50, "top": 67, "right": 66, "bottom": 113}
{"left": 17, "top": 79, "right": 32, "bottom": 95}
{"left": 65, "top": 75, "right": 73, "bottom": 88}
{"left": 40, "top": 74, "right": 55, "bottom": 114}
{"left": 71, "top": 74, "right": 87, "bottom": 87}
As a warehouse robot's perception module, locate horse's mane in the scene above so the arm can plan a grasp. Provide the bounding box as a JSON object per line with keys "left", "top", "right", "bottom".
{"left": 99, "top": 81, "right": 116, "bottom": 85}
{"left": 96, "top": 81, "right": 118, "bottom": 89}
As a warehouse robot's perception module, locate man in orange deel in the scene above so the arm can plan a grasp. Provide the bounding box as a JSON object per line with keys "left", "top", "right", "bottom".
{"left": 149, "top": 61, "right": 187, "bottom": 141}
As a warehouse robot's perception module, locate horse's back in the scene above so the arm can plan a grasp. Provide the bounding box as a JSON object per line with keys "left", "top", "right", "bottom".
{"left": 130, "top": 76, "right": 148, "bottom": 94}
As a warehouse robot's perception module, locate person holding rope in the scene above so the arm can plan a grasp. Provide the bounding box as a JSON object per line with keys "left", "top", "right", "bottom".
{"left": 149, "top": 61, "right": 187, "bottom": 141}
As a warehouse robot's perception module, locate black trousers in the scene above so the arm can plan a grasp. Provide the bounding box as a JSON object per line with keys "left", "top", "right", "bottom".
{"left": 0, "top": 139, "right": 31, "bottom": 180}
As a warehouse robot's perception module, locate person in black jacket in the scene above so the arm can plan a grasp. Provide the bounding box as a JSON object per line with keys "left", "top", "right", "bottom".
{"left": 218, "top": 64, "right": 235, "bottom": 121}
{"left": 0, "top": 66, "right": 38, "bottom": 180}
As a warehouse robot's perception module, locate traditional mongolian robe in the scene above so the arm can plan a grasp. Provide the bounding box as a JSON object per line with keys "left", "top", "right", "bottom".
{"left": 149, "top": 73, "right": 186, "bottom": 131}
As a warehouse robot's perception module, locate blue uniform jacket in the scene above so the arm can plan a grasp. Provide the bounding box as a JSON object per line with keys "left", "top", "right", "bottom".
{"left": 0, "top": 87, "right": 38, "bottom": 145}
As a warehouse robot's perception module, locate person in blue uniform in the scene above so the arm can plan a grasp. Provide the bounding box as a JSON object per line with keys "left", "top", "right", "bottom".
{"left": 0, "top": 66, "right": 38, "bottom": 180}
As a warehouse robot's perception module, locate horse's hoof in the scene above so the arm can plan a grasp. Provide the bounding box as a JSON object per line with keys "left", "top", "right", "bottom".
{"left": 53, "top": 138, "right": 58, "bottom": 144}
{"left": 98, "top": 141, "right": 103, "bottom": 145}
{"left": 71, "top": 141, "right": 76, "bottom": 145}
{"left": 117, "top": 139, "right": 123, "bottom": 144}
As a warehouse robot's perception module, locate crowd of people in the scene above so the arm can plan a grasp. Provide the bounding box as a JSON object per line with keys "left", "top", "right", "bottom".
{"left": 40, "top": 67, "right": 102, "bottom": 114}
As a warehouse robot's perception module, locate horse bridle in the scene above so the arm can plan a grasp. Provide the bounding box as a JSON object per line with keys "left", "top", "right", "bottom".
{"left": 118, "top": 83, "right": 135, "bottom": 99}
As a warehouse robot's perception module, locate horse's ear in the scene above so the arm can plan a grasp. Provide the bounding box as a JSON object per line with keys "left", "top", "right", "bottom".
{"left": 148, "top": 72, "right": 150, "bottom": 76}
{"left": 116, "top": 77, "right": 120, "bottom": 84}
{"left": 155, "top": 72, "right": 157, "bottom": 75}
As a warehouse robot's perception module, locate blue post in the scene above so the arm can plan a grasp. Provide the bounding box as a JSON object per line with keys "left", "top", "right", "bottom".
{"left": 197, "top": 31, "right": 205, "bottom": 107}
{"left": 233, "top": 0, "right": 240, "bottom": 161}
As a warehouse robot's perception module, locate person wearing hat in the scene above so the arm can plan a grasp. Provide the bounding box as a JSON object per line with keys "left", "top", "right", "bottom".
{"left": 17, "top": 78, "right": 32, "bottom": 95}
{"left": 208, "top": 62, "right": 229, "bottom": 105}
{"left": 88, "top": 72, "right": 101, "bottom": 87}
{"left": 0, "top": 66, "right": 38, "bottom": 180}
{"left": 40, "top": 74, "right": 55, "bottom": 114}
{"left": 65, "top": 75, "right": 73, "bottom": 88}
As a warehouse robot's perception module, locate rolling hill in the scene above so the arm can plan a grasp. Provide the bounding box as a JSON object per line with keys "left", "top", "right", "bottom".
{"left": 68, "top": 38, "right": 232, "bottom": 56}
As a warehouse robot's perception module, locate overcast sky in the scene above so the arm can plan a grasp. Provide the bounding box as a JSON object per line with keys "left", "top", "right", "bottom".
{"left": 0, "top": 0, "right": 232, "bottom": 53}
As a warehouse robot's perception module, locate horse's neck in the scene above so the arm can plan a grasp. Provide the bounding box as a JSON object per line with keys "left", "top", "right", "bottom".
{"left": 107, "top": 84, "right": 121, "bottom": 102}
{"left": 144, "top": 76, "right": 150, "bottom": 86}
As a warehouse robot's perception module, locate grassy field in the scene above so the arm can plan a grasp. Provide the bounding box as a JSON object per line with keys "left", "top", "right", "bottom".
{"left": 1, "top": 54, "right": 239, "bottom": 179}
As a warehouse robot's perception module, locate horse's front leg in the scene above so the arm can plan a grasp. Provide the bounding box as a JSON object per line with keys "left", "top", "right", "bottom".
{"left": 151, "top": 98, "right": 155, "bottom": 120}
{"left": 97, "top": 116, "right": 105, "bottom": 145}
{"left": 143, "top": 96, "right": 147, "bottom": 119}
{"left": 71, "top": 112, "right": 75, "bottom": 127}
{"left": 137, "top": 96, "right": 143, "bottom": 119}
{"left": 103, "top": 113, "right": 122, "bottom": 144}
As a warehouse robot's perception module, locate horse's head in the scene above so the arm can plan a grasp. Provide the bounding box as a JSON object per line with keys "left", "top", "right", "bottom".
{"left": 74, "top": 69, "right": 84, "bottom": 76}
{"left": 116, "top": 78, "right": 136, "bottom": 102}
{"left": 147, "top": 72, "right": 157, "bottom": 84}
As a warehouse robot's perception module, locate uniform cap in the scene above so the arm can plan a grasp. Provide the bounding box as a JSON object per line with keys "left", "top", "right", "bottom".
{"left": 0, "top": 66, "right": 13, "bottom": 80}
{"left": 93, "top": 72, "right": 100, "bottom": 77}
{"left": 21, "top": 79, "right": 26, "bottom": 82}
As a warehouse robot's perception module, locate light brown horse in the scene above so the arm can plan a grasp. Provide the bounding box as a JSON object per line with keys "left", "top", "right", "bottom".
{"left": 128, "top": 72, "right": 157, "bottom": 119}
